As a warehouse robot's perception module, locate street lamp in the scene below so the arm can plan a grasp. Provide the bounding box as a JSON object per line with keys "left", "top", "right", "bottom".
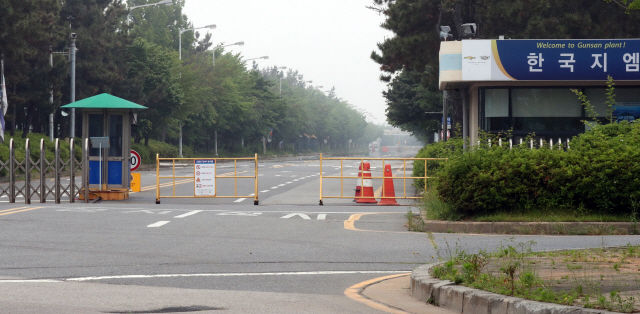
{"left": 130, "top": 0, "right": 172, "bottom": 10}
{"left": 177, "top": 24, "right": 215, "bottom": 157}
{"left": 128, "top": 0, "right": 172, "bottom": 25}
{"left": 244, "top": 56, "right": 268, "bottom": 62}
{"left": 179, "top": 24, "right": 216, "bottom": 60}
{"left": 277, "top": 66, "right": 287, "bottom": 95}
{"left": 213, "top": 41, "right": 244, "bottom": 66}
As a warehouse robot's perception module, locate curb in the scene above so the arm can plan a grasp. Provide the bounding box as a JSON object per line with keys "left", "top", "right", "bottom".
{"left": 421, "top": 221, "right": 638, "bottom": 235}
{"left": 410, "top": 264, "right": 616, "bottom": 314}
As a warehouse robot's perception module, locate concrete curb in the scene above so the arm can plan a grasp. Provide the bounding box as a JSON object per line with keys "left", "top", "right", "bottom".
{"left": 411, "top": 264, "right": 617, "bottom": 314}
{"left": 422, "top": 220, "right": 638, "bottom": 235}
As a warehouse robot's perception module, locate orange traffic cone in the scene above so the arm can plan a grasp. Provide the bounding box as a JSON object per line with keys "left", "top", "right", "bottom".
{"left": 378, "top": 164, "right": 399, "bottom": 206}
{"left": 353, "top": 163, "right": 363, "bottom": 202}
{"left": 356, "top": 162, "right": 378, "bottom": 204}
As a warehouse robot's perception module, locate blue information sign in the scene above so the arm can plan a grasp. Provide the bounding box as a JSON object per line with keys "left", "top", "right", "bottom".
{"left": 494, "top": 39, "right": 640, "bottom": 81}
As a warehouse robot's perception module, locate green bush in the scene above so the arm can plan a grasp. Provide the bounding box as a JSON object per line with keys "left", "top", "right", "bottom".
{"left": 433, "top": 122, "right": 640, "bottom": 217}
{"left": 413, "top": 137, "right": 464, "bottom": 189}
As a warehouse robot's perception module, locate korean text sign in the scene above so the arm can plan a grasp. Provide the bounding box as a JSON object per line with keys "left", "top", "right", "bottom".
{"left": 194, "top": 160, "right": 216, "bottom": 196}
{"left": 462, "top": 39, "right": 640, "bottom": 81}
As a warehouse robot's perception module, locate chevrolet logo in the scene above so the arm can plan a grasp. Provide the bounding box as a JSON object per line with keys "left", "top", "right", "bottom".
{"left": 464, "top": 56, "right": 476, "bottom": 60}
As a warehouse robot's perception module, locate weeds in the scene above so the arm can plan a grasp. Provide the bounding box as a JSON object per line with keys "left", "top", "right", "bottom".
{"left": 429, "top": 242, "right": 640, "bottom": 312}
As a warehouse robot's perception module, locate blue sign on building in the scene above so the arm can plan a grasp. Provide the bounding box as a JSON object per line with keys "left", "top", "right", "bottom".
{"left": 494, "top": 40, "right": 640, "bottom": 81}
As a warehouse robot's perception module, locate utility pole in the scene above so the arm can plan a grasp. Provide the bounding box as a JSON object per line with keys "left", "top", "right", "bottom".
{"left": 69, "top": 33, "right": 77, "bottom": 138}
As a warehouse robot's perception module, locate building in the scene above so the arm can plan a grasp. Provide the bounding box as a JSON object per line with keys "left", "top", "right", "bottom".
{"left": 439, "top": 39, "right": 640, "bottom": 144}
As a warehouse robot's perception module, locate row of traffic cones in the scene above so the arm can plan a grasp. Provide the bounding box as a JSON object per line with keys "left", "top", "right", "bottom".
{"left": 353, "top": 162, "right": 398, "bottom": 206}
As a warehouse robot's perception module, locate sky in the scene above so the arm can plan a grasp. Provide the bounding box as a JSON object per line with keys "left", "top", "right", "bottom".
{"left": 182, "top": 0, "right": 393, "bottom": 125}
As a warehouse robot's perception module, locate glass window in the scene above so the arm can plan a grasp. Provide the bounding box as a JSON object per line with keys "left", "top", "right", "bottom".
{"left": 88, "top": 114, "right": 103, "bottom": 157}
{"left": 108, "top": 115, "right": 123, "bottom": 157}
{"left": 483, "top": 89, "right": 509, "bottom": 131}
{"left": 511, "top": 88, "right": 583, "bottom": 132}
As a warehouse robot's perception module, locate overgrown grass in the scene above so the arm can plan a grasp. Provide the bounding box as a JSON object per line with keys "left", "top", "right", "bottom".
{"left": 429, "top": 240, "right": 640, "bottom": 312}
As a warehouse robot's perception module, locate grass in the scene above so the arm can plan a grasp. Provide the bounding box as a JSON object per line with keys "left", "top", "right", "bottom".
{"left": 473, "top": 210, "right": 632, "bottom": 223}
{"left": 427, "top": 240, "right": 640, "bottom": 312}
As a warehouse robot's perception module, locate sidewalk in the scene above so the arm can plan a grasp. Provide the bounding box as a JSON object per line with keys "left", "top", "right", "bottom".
{"left": 361, "top": 274, "right": 459, "bottom": 314}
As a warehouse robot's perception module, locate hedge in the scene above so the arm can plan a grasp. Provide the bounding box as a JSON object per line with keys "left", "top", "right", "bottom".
{"left": 432, "top": 122, "right": 640, "bottom": 216}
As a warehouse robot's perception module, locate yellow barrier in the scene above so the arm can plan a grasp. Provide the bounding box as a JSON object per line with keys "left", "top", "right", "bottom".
{"left": 130, "top": 173, "right": 141, "bottom": 192}
{"left": 318, "top": 154, "right": 446, "bottom": 205}
{"left": 155, "top": 153, "right": 259, "bottom": 205}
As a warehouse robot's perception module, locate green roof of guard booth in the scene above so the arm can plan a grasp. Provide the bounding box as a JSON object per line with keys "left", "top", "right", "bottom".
{"left": 61, "top": 93, "right": 147, "bottom": 110}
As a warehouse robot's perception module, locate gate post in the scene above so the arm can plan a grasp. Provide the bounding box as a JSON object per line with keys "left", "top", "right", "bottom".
{"left": 40, "top": 139, "right": 46, "bottom": 203}
{"left": 55, "top": 139, "right": 61, "bottom": 204}
{"left": 83, "top": 138, "right": 89, "bottom": 203}
{"left": 254, "top": 153, "right": 259, "bottom": 205}
{"left": 69, "top": 138, "right": 75, "bottom": 203}
{"left": 9, "top": 139, "right": 14, "bottom": 203}
{"left": 319, "top": 153, "right": 323, "bottom": 206}
{"left": 24, "top": 138, "right": 31, "bottom": 204}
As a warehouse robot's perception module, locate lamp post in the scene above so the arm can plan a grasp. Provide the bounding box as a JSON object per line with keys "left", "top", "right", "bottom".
{"left": 128, "top": 0, "right": 172, "bottom": 25}
{"left": 213, "top": 41, "right": 244, "bottom": 67}
{"left": 129, "top": 0, "right": 172, "bottom": 10}
{"left": 212, "top": 41, "right": 243, "bottom": 156}
{"left": 178, "top": 24, "right": 215, "bottom": 157}
{"left": 277, "top": 66, "right": 287, "bottom": 95}
{"left": 244, "top": 56, "right": 268, "bottom": 62}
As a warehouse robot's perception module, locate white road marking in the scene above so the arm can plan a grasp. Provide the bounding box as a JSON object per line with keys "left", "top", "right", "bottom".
{"left": 275, "top": 175, "right": 281, "bottom": 177}
{"left": 286, "top": 182, "right": 292, "bottom": 184}
{"left": 278, "top": 184, "right": 286, "bottom": 187}
{"left": 293, "top": 179, "right": 299, "bottom": 182}
{"left": 317, "top": 214, "right": 327, "bottom": 220}
{"left": 174, "top": 210, "right": 203, "bottom": 218}
{"left": 147, "top": 221, "right": 170, "bottom": 228}
{"left": 281, "top": 171, "right": 292, "bottom": 173}
{"left": 249, "top": 193, "right": 255, "bottom": 196}
{"left": 218, "top": 212, "right": 261, "bottom": 216}
{"left": 271, "top": 187, "right": 278, "bottom": 189}
{"left": 260, "top": 190, "right": 269, "bottom": 193}
{"left": 234, "top": 198, "right": 247, "bottom": 203}
{"left": 259, "top": 174, "right": 265, "bottom": 176}
{"left": 281, "top": 213, "right": 311, "bottom": 219}
{"left": 57, "top": 271, "right": 409, "bottom": 282}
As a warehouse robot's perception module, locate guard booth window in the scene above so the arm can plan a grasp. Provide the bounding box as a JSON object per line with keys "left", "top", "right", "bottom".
{"left": 88, "top": 114, "right": 103, "bottom": 156}
{"left": 109, "top": 115, "right": 123, "bottom": 157}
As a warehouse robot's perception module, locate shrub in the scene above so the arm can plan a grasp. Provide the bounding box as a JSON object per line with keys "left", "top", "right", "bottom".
{"left": 433, "top": 121, "right": 640, "bottom": 217}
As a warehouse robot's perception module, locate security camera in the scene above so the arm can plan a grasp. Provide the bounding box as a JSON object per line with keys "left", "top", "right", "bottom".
{"left": 439, "top": 26, "right": 453, "bottom": 41}
{"left": 70, "top": 33, "right": 77, "bottom": 39}
{"left": 462, "top": 23, "right": 477, "bottom": 39}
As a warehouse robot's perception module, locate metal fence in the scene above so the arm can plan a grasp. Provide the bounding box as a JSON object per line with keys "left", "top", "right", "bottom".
{"left": 155, "top": 154, "right": 259, "bottom": 205}
{"left": 0, "top": 138, "right": 88, "bottom": 204}
{"left": 318, "top": 154, "right": 447, "bottom": 205}
{"left": 479, "top": 137, "right": 572, "bottom": 150}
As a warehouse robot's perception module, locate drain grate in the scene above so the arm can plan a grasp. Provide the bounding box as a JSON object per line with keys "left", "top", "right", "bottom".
{"left": 107, "top": 305, "right": 226, "bottom": 313}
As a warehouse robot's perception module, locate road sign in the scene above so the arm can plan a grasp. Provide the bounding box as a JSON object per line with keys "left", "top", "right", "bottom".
{"left": 381, "top": 146, "right": 390, "bottom": 153}
{"left": 440, "top": 130, "right": 451, "bottom": 140}
{"left": 130, "top": 150, "right": 141, "bottom": 171}
{"left": 194, "top": 160, "right": 216, "bottom": 196}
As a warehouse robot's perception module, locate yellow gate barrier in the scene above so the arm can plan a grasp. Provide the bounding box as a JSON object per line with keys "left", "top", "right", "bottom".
{"left": 155, "top": 153, "right": 259, "bottom": 205}
{"left": 318, "top": 154, "right": 446, "bottom": 205}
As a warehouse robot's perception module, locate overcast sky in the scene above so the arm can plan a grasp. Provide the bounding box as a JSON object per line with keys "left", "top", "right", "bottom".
{"left": 182, "top": 0, "right": 393, "bottom": 125}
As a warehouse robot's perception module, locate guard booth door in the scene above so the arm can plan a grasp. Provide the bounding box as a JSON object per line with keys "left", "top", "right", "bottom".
{"left": 87, "top": 112, "right": 130, "bottom": 190}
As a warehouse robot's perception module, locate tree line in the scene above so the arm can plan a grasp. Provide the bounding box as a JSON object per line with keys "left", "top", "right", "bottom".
{"left": 369, "top": 0, "right": 640, "bottom": 143}
{"left": 0, "top": 0, "right": 383, "bottom": 154}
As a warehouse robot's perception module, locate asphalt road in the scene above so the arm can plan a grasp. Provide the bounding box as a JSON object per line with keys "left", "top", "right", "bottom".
{"left": 0, "top": 152, "right": 638, "bottom": 313}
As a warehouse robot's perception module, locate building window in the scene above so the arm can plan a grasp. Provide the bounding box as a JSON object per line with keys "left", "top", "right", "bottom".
{"left": 511, "top": 88, "right": 583, "bottom": 132}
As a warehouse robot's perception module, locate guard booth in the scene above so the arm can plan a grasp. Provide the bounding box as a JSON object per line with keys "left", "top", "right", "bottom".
{"left": 62, "top": 93, "right": 147, "bottom": 200}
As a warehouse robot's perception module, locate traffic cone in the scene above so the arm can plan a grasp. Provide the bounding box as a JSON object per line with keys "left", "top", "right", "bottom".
{"left": 353, "top": 163, "right": 363, "bottom": 202}
{"left": 356, "top": 162, "right": 377, "bottom": 204}
{"left": 378, "top": 164, "right": 399, "bottom": 206}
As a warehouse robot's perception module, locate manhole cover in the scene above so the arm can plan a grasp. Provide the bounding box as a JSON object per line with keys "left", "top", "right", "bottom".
{"left": 107, "top": 306, "right": 226, "bottom": 313}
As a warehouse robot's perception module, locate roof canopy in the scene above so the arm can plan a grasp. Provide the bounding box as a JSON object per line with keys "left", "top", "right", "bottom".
{"left": 61, "top": 93, "right": 147, "bottom": 110}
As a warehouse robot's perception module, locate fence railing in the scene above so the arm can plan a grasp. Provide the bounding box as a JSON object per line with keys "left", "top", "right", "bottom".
{"left": 0, "top": 138, "right": 88, "bottom": 204}
{"left": 478, "top": 138, "right": 572, "bottom": 150}
{"left": 155, "top": 154, "right": 259, "bottom": 205}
